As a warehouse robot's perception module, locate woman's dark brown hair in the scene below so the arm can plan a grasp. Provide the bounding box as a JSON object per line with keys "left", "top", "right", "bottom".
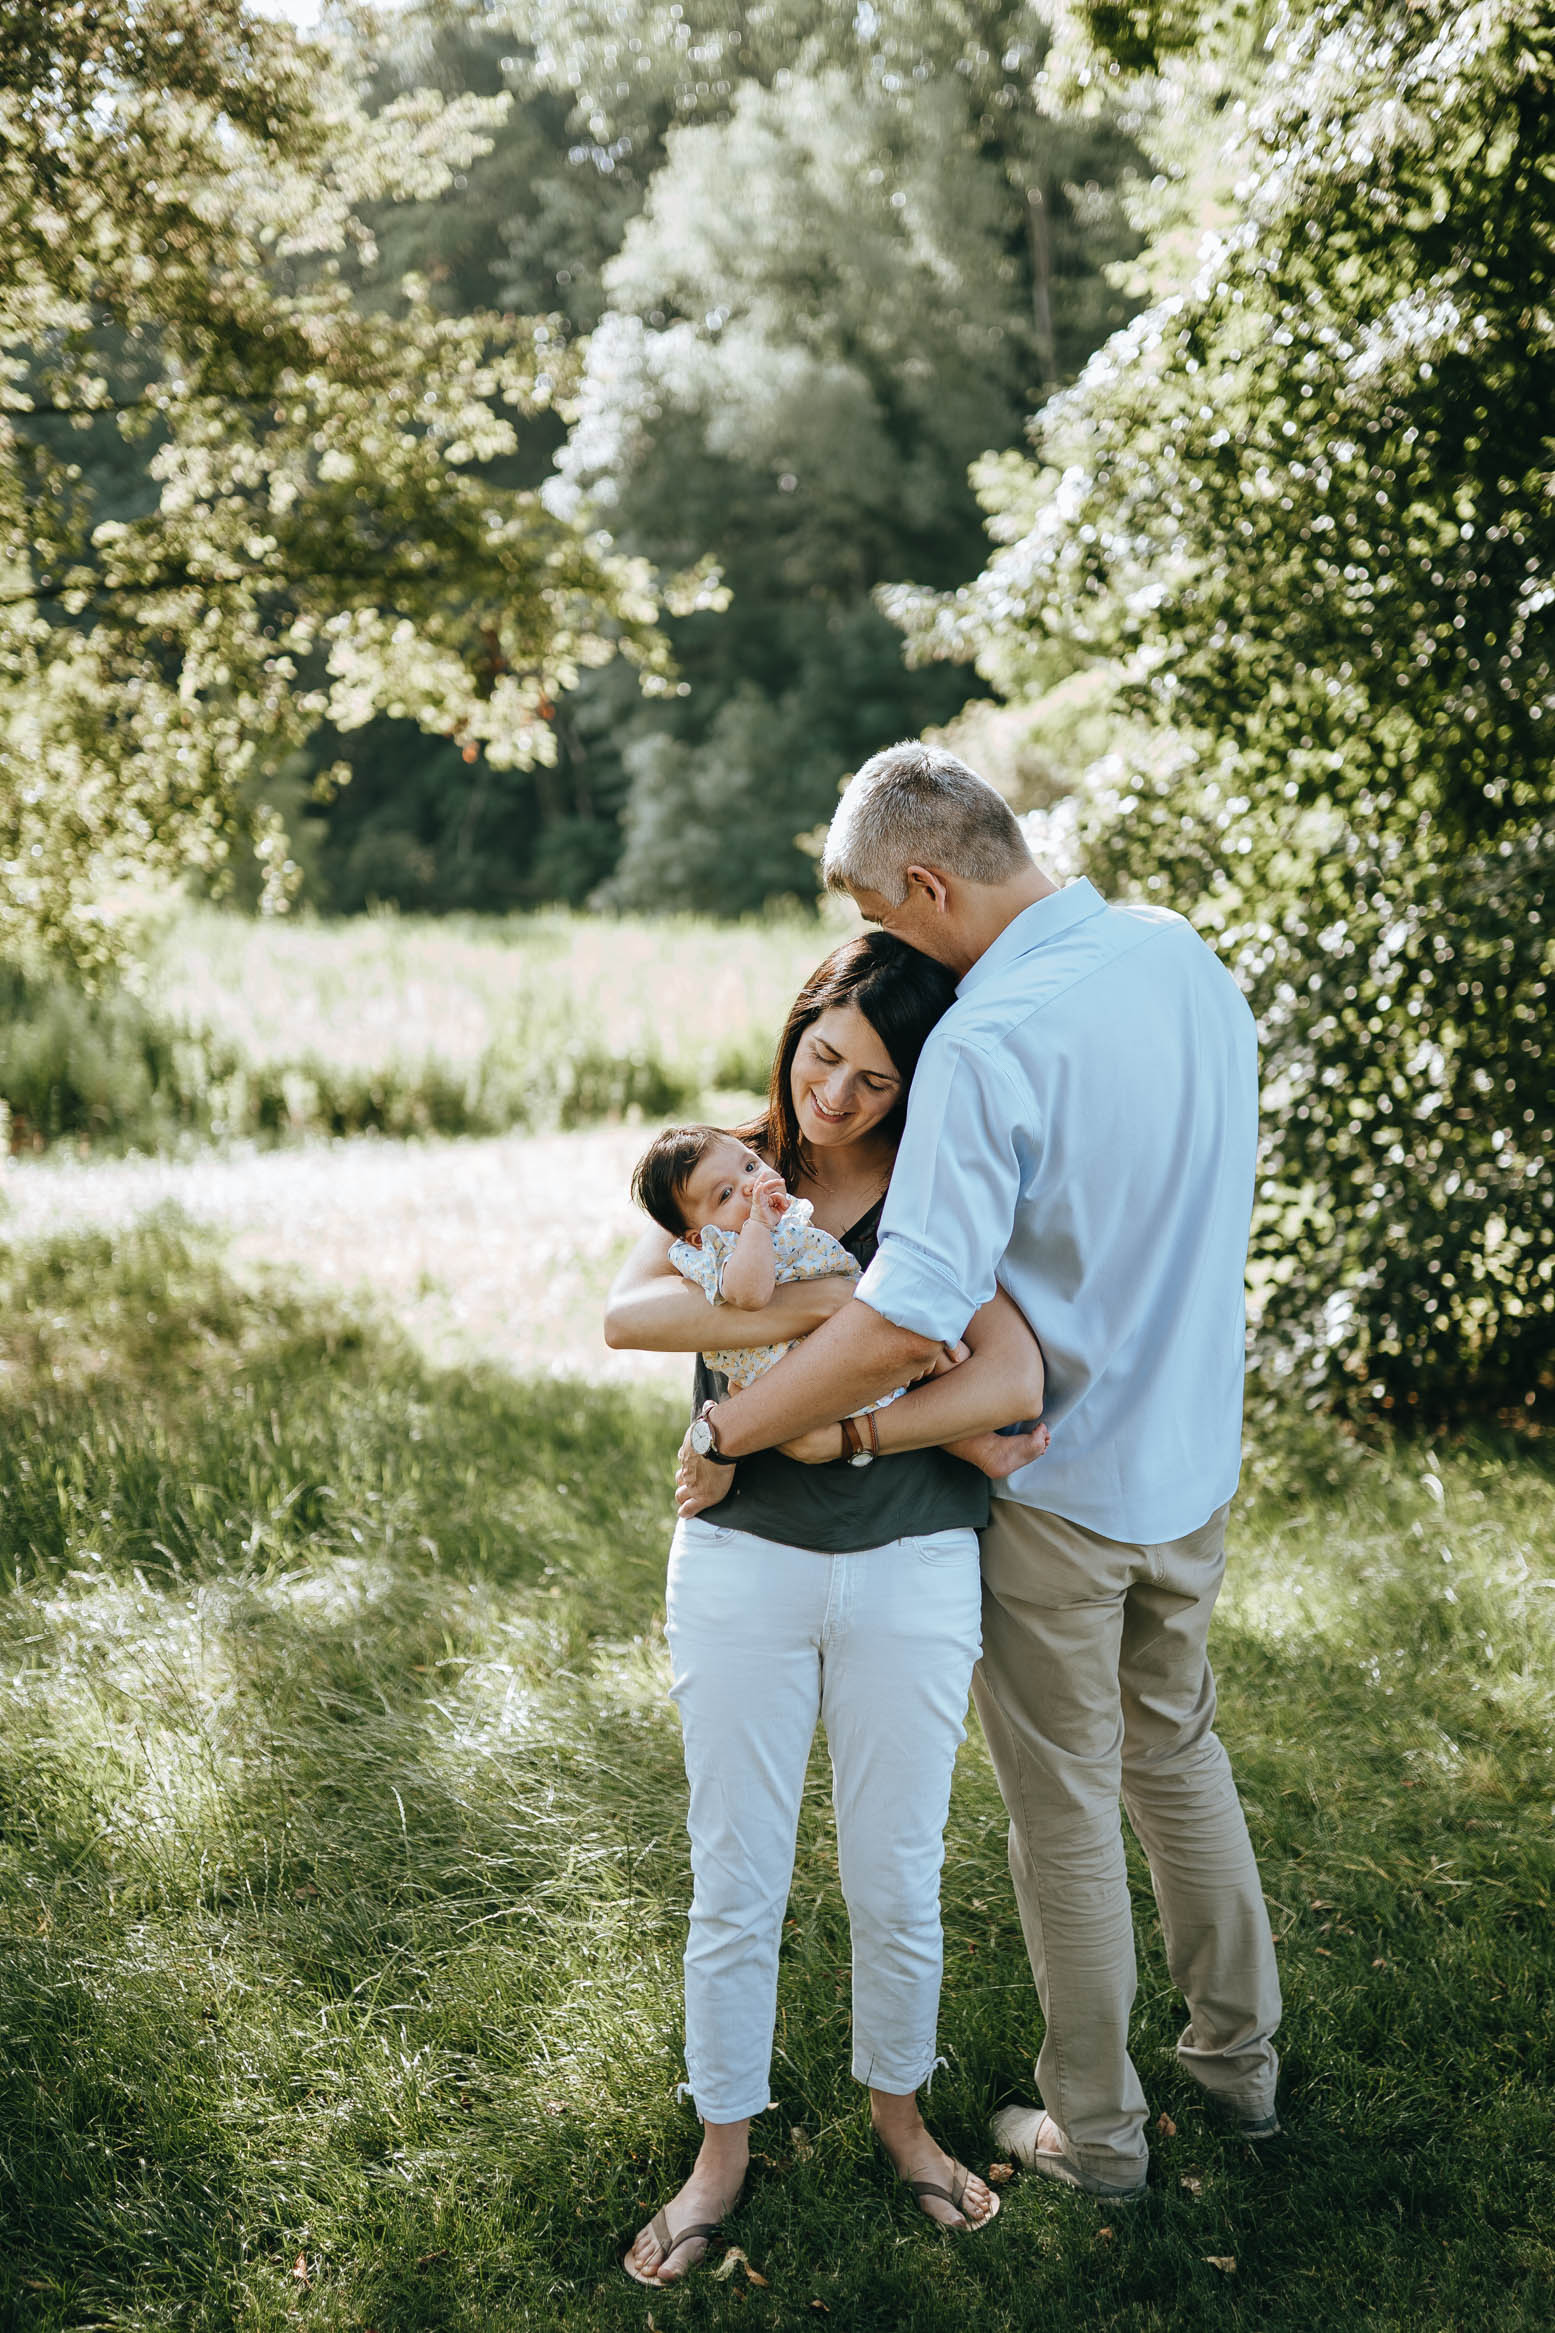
{"left": 745, "top": 932, "right": 957, "bottom": 1190}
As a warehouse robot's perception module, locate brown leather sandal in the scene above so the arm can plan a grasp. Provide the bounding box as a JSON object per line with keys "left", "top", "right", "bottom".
{"left": 904, "top": 2158, "right": 1001, "bottom": 2232}
{"left": 622, "top": 2198, "right": 735, "bottom": 2287}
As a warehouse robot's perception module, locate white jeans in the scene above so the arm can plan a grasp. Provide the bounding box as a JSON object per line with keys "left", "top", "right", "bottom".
{"left": 665, "top": 1515, "right": 983, "bottom": 2124}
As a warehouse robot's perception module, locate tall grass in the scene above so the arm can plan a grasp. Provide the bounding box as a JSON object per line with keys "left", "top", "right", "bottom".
{"left": 1, "top": 1212, "right": 1553, "bottom": 2329}
{"left": 0, "top": 908, "right": 842, "bottom": 1153}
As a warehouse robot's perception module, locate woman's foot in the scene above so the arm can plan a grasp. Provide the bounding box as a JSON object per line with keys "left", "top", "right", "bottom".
{"left": 870, "top": 2094, "right": 999, "bottom": 2230}
{"left": 623, "top": 2130, "right": 749, "bottom": 2287}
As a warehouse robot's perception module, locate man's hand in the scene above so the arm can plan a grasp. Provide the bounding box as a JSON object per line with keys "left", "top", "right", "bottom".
{"left": 748, "top": 1168, "right": 789, "bottom": 1231}
{"left": 777, "top": 1423, "right": 846, "bottom": 1466}
{"left": 675, "top": 1424, "right": 735, "bottom": 1519}
{"left": 945, "top": 1420, "right": 1051, "bottom": 1479}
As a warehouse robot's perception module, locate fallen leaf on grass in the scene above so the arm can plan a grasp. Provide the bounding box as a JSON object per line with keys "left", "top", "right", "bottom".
{"left": 712, "top": 2248, "right": 768, "bottom": 2287}
{"left": 987, "top": 2161, "right": 1015, "bottom": 2186}
{"left": 414, "top": 2249, "right": 448, "bottom": 2268}
{"left": 292, "top": 2255, "right": 310, "bottom": 2287}
{"left": 790, "top": 2125, "right": 814, "bottom": 2161}
{"left": 1205, "top": 2255, "right": 1237, "bottom": 2273}
{"left": 1156, "top": 2113, "right": 1177, "bottom": 2138}
{"left": 1315, "top": 1946, "right": 1332, "bottom": 1957}
{"left": 811, "top": 2303, "right": 831, "bottom": 2313}
{"left": 1372, "top": 1957, "right": 1388, "bottom": 1969}
{"left": 1179, "top": 2175, "right": 1203, "bottom": 2195}
{"left": 1096, "top": 2226, "right": 1114, "bottom": 2243}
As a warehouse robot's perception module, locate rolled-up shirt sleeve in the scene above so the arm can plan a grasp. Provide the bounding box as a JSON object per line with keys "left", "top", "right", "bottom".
{"left": 856, "top": 1033, "right": 1027, "bottom": 1344}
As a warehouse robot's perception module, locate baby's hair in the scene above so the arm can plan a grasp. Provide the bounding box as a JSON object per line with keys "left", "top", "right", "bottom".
{"left": 631, "top": 1124, "right": 726, "bottom": 1236}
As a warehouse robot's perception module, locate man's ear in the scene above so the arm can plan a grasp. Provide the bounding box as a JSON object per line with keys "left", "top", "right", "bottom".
{"left": 904, "top": 863, "right": 951, "bottom": 914}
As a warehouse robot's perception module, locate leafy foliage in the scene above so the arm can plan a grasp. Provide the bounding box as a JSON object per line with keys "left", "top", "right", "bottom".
{"left": 0, "top": 0, "right": 692, "bottom": 971}
{"left": 894, "top": 0, "right": 1555, "bottom": 1416}
{"left": 540, "top": 15, "right": 1140, "bottom": 913}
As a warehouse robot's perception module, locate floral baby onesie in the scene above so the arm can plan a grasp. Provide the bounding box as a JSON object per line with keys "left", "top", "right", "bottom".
{"left": 670, "top": 1197, "right": 903, "bottom": 1407}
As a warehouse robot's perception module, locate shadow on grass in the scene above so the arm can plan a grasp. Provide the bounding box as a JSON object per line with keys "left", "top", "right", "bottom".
{"left": 1, "top": 1216, "right": 1553, "bottom": 2331}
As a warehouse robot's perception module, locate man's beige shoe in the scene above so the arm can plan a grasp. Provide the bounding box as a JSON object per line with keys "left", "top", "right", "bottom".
{"left": 991, "top": 2105, "right": 1148, "bottom": 2201}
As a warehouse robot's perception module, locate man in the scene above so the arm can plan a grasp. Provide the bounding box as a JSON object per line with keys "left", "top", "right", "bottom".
{"left": 678, "top": 738, "right": 1281, "bottom": 2199}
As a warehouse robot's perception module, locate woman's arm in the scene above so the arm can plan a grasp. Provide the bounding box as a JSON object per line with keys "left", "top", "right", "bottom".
{"left": 780, "top": 1288, "right": 1045, "bottom": 1457}
{"left": 603, "top": 1226, "right": 857, "bottom": 1354}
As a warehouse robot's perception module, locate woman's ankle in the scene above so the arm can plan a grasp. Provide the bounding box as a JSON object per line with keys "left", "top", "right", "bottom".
{"left": 693, "top": 2119, "right": 751, "bottom": 2187}
{"left": 869, "top": 2088, "right": 925, "bottom": 2146}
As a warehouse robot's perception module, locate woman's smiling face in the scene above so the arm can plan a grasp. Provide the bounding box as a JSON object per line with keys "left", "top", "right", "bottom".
{"left": 790, "top": 1004, "right": 902, "bottom": 1149}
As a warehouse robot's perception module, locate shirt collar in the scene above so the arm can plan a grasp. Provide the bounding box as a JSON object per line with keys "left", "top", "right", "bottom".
{"left": 956, "top": 878, "right": 1107, "bottom": 1000}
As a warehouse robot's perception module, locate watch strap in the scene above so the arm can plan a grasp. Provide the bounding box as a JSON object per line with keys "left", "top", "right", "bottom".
{"left": 694, "top": 1407, "right": 740, "bottom": 1465}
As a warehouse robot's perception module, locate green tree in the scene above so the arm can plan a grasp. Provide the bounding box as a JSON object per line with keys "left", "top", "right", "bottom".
{"left": 542, "top": 22, "right": 1139, "bottom": 912}
{"left": 896, "top": 0, "right": 1554, "bottom": 1416}
{"left": 0, "top": 0, "right": 695, "bottom": 970}
{"left": 282, "top": 2, "right": 669, "bottom": 911}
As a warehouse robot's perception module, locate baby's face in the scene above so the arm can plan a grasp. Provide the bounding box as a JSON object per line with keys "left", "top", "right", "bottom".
{"left": 679, "top": 1137, "right": 766, "bottom": 1241}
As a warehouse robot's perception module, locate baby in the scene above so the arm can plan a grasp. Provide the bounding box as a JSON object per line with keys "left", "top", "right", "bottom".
{"left": 631, "top": 1123, "right": 902, "bottom": 1409}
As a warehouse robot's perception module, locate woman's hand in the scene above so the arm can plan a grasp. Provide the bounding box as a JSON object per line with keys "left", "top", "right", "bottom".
{"left": 778, "top": 1423, "right": 846, "bottom": 1466}
{"left": 943, "top": 1420, "right": 1051, "bottom": 1479}
{"left": 675, "top": 1427, "right": 735, "bottom": 1519}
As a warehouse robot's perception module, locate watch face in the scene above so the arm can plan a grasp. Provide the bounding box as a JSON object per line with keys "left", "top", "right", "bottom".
{"left": 690, "top": 1418, "right": 713, "bottom": 1455}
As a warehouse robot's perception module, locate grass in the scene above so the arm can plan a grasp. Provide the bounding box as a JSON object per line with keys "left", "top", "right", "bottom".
{"left": 0, "top": 1120, "right": 682, "bottom": 1389}
{"left": 1, "top": 1209, "right": 1553, "bottom": 2331}
{"left": 0, "top": 907, "right": 845, "bottom": 1153}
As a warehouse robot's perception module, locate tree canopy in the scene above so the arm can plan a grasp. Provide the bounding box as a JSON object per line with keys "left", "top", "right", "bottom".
{"left": 0, "top": 0, "right": 694, "bottom": 968}
{"left": 893, "top": 0, "right": 1554, "bottom": 1415}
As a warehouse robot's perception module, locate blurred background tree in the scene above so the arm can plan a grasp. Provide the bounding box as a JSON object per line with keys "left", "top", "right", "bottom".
{"left": 0, "top": 0, "right": 687, "bottom": 968}
{"left": 891, "top": 0, "right": 1554, "bottom": 1417}
{"left": 276, "top": 0, "right": 1143, "bottom": 913}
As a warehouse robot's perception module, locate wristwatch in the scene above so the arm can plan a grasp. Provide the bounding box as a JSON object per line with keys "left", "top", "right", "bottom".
{"left": 839, "top": 1412, "right": 879, "bottom": 1468}
{"left": 689, "top": 1404, "right": 739, "bottom": 1465}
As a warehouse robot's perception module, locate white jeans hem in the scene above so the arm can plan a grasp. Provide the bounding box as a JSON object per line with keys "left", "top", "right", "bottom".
{"left": 852, "top": 2048, "right": 946, "bottom": 2094}
{"left": 680, "top": 2082, "right": 774, "bottom": 2126}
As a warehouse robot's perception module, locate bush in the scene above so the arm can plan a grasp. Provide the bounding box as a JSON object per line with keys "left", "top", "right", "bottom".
{"left": 895, "top": 0, "right": 1555, "bottom": 1421}
{"left": 0, "top": 907, "right": 833, "bottom": 1153}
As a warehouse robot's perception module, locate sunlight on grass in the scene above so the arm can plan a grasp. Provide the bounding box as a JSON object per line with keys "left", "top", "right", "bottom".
{"left": 0, "top": 1125, "right": 685, "bottom": 1385}
{"left": 1, "top": 1214, "right": 1553, "bottom": 2330}
{"left": 152, "top": 906, "right": 846, "bottom": 1091}
{"left": 0, "top": 905, "right": 852, "bottom": 1153}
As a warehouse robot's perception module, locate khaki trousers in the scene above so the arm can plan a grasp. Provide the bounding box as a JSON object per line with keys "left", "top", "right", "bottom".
{"left": 974, "top": 1497, "right": 1281, "bottom": 2186}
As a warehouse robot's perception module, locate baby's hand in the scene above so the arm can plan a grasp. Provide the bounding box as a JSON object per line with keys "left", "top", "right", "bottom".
{"left": 748, "top": 1169, "right": 789, "bottom": 1231}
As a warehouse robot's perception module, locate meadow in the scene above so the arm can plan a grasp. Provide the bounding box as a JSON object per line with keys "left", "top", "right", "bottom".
{"left": 1, "top": 1121, "right": 1553, "bottom": 2332}
{"left": 0, "top": 908, "right": 842, "bottom": 1155}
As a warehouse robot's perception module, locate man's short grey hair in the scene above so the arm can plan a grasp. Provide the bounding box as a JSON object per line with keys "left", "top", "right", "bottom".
{"left": 822, "top": 739, "right": 1032, "bottom": 904}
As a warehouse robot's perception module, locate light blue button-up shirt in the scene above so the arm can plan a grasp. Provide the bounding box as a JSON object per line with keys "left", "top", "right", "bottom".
{"left": 856, "top": 879, "right": 1257, "bottom": 1543}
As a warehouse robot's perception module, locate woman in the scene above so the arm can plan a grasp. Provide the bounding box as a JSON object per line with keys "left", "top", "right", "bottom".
{"left": 604, "top": 934, "right": 1046, "bottom": 2286}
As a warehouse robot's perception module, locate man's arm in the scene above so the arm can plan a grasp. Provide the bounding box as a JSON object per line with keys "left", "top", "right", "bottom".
{"left": 706, "top": 1034, "right": 1028, "bottom": 1457}
{"left": 705, "top": 1295, "right": 942, "bottom": 1457}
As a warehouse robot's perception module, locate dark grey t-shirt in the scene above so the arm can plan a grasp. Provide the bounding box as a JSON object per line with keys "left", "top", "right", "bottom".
{"left": 689, "top": 1199, "right": 989, "bottom": 1553}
